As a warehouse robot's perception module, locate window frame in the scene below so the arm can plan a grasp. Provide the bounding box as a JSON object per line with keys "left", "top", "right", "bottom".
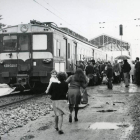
{"left": 2, "top": 34, "right": 17, "bottom": 52}
{"left": 67, "top": 43, "right": 71, "bottom": 59}
{"left": 32, "top": 34, "right": 47, "bottom": 50}
{"left": 18, "top": 34, "right": 29, "bottom": 51}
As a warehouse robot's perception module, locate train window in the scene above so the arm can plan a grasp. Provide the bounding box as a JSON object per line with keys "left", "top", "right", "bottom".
{"left": 60, "top": 40, "right": 66, "bottom": 58}
{"left": 19, "top": 35, "right": 29, "bottom": 51}
{"left": 54, "top": 40, "right": 61, "bottom": 57}
{"left": 68, "top": 43, "right": 71, "bottom": 59}
{"left": 72, "top": 43, "right": 76, "bottom": 59}
{"left": 33, "top": 35, "right": 47, "bottom": 50}
{"left": 54, "top": 39, "right": 57, "bottom": 56}
{"left": 3, "top": 35, "right": 17, "bottom": 51}
{"left": 56, "top": 41, "right": 61, "bottom": 57}
{"left": 72, "top": 44, "right": 74, "bottom": 59}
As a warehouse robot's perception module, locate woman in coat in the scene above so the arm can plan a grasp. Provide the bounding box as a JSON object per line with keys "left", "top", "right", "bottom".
{"left": 48, "top": 72, "right": 69, "bottom": 134}
{"left": 113, "top": 60, "right": 121, "bottom": 83}
{"left": 130, "top": 61, "right": 135, "bottom": 83}
{"left": 106, "top": 62, "right": 113, "bottom": 89}
{"left": 66, "top": 68, "right": 88, "bottom": 122}
{"left": 122, "top": 60, "right": 131, "bottom": 87}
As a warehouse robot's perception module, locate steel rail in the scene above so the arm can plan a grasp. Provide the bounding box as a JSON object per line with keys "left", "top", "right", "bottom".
{"left": 0, "top": 92, "right": 46, "bottom": 109}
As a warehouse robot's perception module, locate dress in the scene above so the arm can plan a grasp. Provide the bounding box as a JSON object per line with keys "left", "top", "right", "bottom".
{"left": 66, "top": 75, "right": 86, "bottom": 105}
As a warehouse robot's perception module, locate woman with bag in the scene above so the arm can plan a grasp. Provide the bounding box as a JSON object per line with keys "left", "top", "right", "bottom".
{"left": 48, "top": 72, "right": 69, "bottom": 134}
{"left": 66, "top": 68, "right": 88, "bottom": 123}
{"left": 113, "top": 60, "right": 121, "bottom": 83}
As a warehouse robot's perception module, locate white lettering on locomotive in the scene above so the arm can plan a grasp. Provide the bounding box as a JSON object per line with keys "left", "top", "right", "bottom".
{"left": 4, "top": 64, "right": 17, "bottom": 67}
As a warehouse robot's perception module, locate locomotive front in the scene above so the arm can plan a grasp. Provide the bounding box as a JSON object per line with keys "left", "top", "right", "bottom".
{"left": 0, "top": 23, "right": 53, "bottom": 92}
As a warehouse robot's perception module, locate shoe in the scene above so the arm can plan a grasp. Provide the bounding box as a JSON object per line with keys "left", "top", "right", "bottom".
{"left": 125, "top": 85, "right": 129, "bottom": 87}
{"left": 55, "top": 128, "right": 59, "bottom": 131}
{"left": 58, "top": 130, "right": 64, "bottom": 134}
{"left": 74, "top": 117, "right": 78, "bottom": 122}
{"left": 69, "top": 115, "right": 72, "bottom": 123}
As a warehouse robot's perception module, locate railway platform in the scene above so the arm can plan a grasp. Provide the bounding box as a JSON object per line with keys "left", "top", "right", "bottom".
{"left": 1, "top": 82, "right": 140, "bottom": 140}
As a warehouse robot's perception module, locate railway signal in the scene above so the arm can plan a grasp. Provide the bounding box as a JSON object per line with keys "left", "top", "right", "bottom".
{"left": 119, "top": 24, "right": 123, "bottom": 36}
{"left": 119, "top": 24, "right": 123, "bottom": 56}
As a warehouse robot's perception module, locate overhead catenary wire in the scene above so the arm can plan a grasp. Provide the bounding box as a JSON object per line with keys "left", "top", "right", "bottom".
{"left": 43, "top": 0, "right": 63, "bottom": 15}
{"left": 33, "top": 0, "right": 86, "bottom": 35}
{"left": 34, "top": 0, "right": 140, "bottom": 33}
{"left": 43, "top": 0, "right": 140, "bottom": 26}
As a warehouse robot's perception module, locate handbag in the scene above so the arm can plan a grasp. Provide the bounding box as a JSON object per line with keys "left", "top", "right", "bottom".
{"left": 81, "top": 89, "right": 89, "bottom": 104}
{"left": 107, "top": 80, "right": 113, "bottom": 89}
{"left": 87, "top": 74, "right": 94, "bottom": 79}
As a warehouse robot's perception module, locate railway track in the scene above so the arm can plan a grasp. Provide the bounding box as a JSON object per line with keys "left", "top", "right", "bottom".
{"left": 0, "top": 90, "right": 46, "bottom": 109}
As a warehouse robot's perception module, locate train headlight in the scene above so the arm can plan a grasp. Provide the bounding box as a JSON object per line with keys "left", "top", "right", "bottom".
{"left": 0, "top": 60, "right": 4, "bottom": 64}
{"left": 43, "top": 58, "right": 52, "bottom": 64}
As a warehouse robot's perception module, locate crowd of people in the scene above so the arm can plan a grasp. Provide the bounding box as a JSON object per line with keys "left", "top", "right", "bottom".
{"left": 76, "top": 57, "right": 140, "bottom": 87}
{"left": 45, "top": 56, "right": 140, "bottom": 135}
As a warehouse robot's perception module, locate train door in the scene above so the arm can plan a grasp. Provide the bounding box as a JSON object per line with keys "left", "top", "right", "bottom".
{"left": 17, "top": 34, "right": 31, "bottom": 73}
{"left": 53, "top": 38, "right": 65, "bottom": 72}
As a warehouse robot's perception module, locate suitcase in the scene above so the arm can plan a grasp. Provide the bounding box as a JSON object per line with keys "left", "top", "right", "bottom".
{"left": 81, "top": 89, "right": 89, "bottom": 104}
{"left": 102, "top": 75, "right": 107, "bottom": 84}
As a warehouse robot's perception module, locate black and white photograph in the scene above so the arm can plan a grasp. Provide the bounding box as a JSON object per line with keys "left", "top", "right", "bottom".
{"left": 0, "top": 0, "right": 140, "bottom": 139}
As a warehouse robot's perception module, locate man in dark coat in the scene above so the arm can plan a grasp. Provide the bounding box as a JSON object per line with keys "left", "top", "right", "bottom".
{"left": 106, "top": 62, "right": 113, "bottom": 89}
{"left": 135, "top": 57, "right": 140, "bottom": 85}
{"left": 122, "top": 59, "right": 131, "bottom": 87}
{"left": 100, "top": 61, "right": 105, "bottom": 73}
{"left": 85, "top": 61, "right": 94, "bottom": 86}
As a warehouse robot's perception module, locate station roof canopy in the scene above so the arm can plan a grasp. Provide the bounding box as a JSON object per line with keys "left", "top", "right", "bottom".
{"left": 89, "top": 34, "right": 130, "bottom": 51}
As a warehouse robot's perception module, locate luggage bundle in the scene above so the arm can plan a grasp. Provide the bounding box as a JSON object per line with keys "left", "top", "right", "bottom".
{"left": 107, "top": 79, "right": 113, "bottom": 89}
{"left": 102, "top": 74, "right": 108, "bottom": 84}
{"left": 80, "top": 89, "right": 89, "bottom": 104}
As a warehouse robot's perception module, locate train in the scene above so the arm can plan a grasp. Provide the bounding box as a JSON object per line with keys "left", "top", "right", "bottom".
{"left": 0, "top": 20, "right": 112, "bottom": 92}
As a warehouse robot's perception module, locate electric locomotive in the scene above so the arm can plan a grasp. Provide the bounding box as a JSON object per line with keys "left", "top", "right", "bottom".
{"left": 0, "top": 20, "right": 111, "bottom": 93}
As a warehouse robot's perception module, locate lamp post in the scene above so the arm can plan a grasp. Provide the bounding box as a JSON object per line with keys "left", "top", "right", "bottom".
{"left": 119, "top": 24, "right": 123, "bottom": 56}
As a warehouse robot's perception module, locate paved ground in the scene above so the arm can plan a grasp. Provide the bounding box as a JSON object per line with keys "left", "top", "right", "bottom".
{"left": 1, "top": 83, "right": 140, "bottom": 140}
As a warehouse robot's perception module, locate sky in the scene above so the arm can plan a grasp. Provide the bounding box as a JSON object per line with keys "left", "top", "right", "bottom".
{"left": 0, "top": 0, "right": 140, "bottom": 60}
